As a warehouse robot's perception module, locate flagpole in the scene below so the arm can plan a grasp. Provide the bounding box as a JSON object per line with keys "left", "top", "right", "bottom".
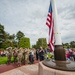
{"left": 51, "top": 0, "right": 62, "bottom": 45}
{"left": 51, "top": 0, "right": 66, "bottom": 61}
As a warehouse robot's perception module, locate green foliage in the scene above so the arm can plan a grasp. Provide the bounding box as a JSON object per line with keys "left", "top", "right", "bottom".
{"left": 63, "top": 41, "right": 75, "bottom": 48}
{"left": 1, "top": 40, "right": 13, "bottom": 49}
{"left": 0, "top": 24, "right": 5, "bottom": 44}
{"left": 32, "top": 45, "right": 37, "bottom": 49}
{"left": 70, "top": 41, "right": 75, "bottom": 48}
{"left": 44, "top": 53, "right": 54, "bottom": 59}
{"left": 1, "top": 23, "right": 75, "bottom": 49}
{"left": 12, "top": 41, "right": 18, "bottom": 48}
{"left": 0, "top": 24, "right": 31, "bottom": 49}
{"left": 0, "top": 57, "right": 14, "bottom": 65}
{"left": 35, "top": 38, "right": 47, "bottom": 48}
{"left": 0, "top": 24, "right": 4, "bottom": 33}
{"left": 16, "top": 31, "right": 24, "bottom": 41}
{"left": 63, "top": 43, "right": 70, "bottom": 48}
{"left": 0, "top": 48, "right": 4, "bottom": 51}
{"left": 19, "top": 37, "right": 30, "bottom": 48}
{"left": 0, "top": 24, "right": 8, "bottom": 48}
{"left": 8, "top": 34, "right": 15, "bottom": 40}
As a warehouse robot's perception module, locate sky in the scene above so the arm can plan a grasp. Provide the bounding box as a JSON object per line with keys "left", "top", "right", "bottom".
{"left": 0, "top": 0, "right": 75, "bottom": 46}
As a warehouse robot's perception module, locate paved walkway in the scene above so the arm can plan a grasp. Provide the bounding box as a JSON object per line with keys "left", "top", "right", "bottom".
{"left": 0, "top": 63, "right": 38, "bottom": 75}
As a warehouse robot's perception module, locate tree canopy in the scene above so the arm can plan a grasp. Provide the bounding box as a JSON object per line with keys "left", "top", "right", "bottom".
{"left": 16, "top": 31, "right": 25, "bottom": 41}
{"left": 19, "top": 37, "right": 30, "bottom": 48}
{"left": 0, "top": 23, "right": 75, "bottom": 50}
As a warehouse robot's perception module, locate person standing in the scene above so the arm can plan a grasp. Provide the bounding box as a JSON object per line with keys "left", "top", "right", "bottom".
{"left": 7, "top": 48, "right": 12, "bottom": 64}
{"left": 39, "top": 47, "right": 44, "bottom": 61}
{"left": 72, "top": 50, "right": 75, "bottom": 61}
{"left": 29, "top": 50, "right": 34, "bottom": 64}
{"left": 13, "top": 49, "right": 18, "bottom": 63}
{"left": 17, "top": 50, "right": 22, "bottom": 66}
{"left": 36, "top": 49, "right": 39, "bottom": 60}
{"left": 24, "top": 49, "right": 29, "bottom": 64}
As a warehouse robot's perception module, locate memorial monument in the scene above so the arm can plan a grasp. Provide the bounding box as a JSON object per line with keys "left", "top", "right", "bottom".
{"left": 38, "top": 0, "right": 75, "bottom": 75}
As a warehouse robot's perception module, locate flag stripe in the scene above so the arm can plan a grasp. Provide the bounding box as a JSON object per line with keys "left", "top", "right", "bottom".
{"left": 47, "top": 18, "right": 51, "bottom": 22}
{"left": 46, "top": 2, "right": 54, "bottom": 52}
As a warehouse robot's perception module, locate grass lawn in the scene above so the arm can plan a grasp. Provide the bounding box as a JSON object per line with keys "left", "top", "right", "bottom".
{"left": 0, "top": 53, "right": 54, "bottom": 65}
{"left": 0, "top": 56, "right": 14, "bottom": 65}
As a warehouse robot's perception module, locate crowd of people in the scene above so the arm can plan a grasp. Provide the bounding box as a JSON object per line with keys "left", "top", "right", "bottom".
{"left": 6, "top": 47, "right": 36, "bottom": 66}
{"left": 66, "top": 48, "right": 75, "bottom": 61}
{"left": 1, "top": 47, "right": 75, "bottom": 66}
{"left": 0, "top": 47, "right": 50, "bottom": 66}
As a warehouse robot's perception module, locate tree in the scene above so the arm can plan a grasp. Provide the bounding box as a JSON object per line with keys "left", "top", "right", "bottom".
{"left": 70, "top": 41, "right": 75, "bottom": 48}
{"left": 32, "top": 45, "right": 37, "bottom": 49}
{"left": 19, "top": 37, "right": 30, "bottom": 48}
{"left": 12, "top": 40, "right": 18, "bottom": 48}
{"left": 8, "top": 34, "right": 15, "bottom": 42}
{"left": 16, "top": 31, "right": 24, "bottom": 41}
{"left": 35, "top": 38, "right": 47, "bottom": 48}
{"left": 0, "top": 24, "right": 4, "bottom": 33}
{"left": 0, "top": 24, "right": 5, "bottom": 42}
{"left": 0, "top": 24, "right": 7, "bottom": 48}
{"left": 1, "top": 40, "right": 13, "bottom": 49}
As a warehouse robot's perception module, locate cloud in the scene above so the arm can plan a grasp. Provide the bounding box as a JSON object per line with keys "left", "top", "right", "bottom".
{"left": 0, "top": 0, "right": 75, "bottom": 45}
{"left": 56, "top": 0, "right": 75, "bottom": 44}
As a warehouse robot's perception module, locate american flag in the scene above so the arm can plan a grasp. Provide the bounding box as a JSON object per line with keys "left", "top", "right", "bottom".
{"left": 46, "top": 2, "right": 54, "bottom": 52}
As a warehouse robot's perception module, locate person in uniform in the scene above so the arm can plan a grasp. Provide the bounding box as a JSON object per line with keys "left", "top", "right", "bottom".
{"left": 25, "top": 49, "right": 29, "bottom": 64}
{"left": 17, "top": 50, "right": 22, "bottom": 66}
{"left": 7, "top": 47, "right": 12, "bottom": 64}
{"left": 13, "top": 49, "right": 18, "bottom": 63}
